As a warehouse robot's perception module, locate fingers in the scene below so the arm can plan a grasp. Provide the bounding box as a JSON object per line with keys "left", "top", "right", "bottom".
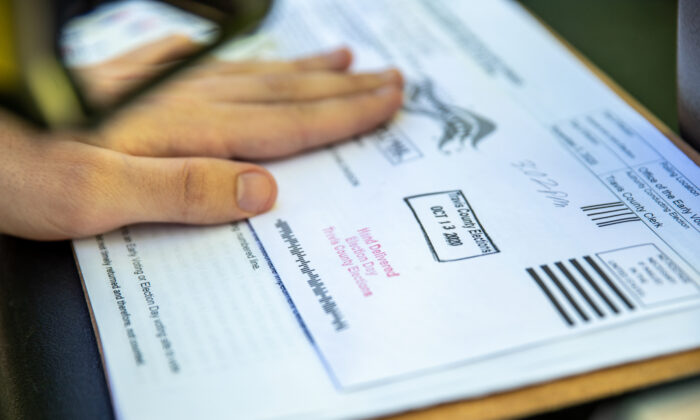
{"left": 105, "top": 155, "right": 277, "bottom": 227}
{"left": 228, "top": 85, "right": 404, "bottom": 158}
{"left": 74, "top": 35, "right": 203, "bottom": 105}
{"left": 105, "top": 34, "right": 202, "bottom": 66}
{"left": 100, "top": 84, "right": 403, "bottom": 159}
{"left": 191, "top": 47, "right": 353, "bottom": 76}
{"left": 81, "top": 45, "right": 404, "bottom": 162}
{"left": 75, "top": 35, "right": 202, "bottom": 81}
{"left": 0, "top": 111, "right": 279, "bottom": 240}
{"left": 74, "top": 45, "right": 353, "bottom": 107}
{"left": 0, "top": 137, "right": 277, "bottom": 240}
{"left": 162, "top": 69, "right": 403, "bottom": 103}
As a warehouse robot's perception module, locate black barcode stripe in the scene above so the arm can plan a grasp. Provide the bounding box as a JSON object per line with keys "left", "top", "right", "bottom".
{"left": 526, "top": 268, "right": 574, "bottom": 326}
{"left": 581, "top": 202, "right": 625, "bottom": 211}
{"left": 584, "top": 256, "right": 635, "bottom": 310}
{"left": 569, "top": 258, "right": 619, "bottom": 314}
{"left": 555, "top": 261, "right": 604, "bottom": 318}
{"left": 582, "top": 202, "right": 642, "bottom": 229}
{"left": 541, "top": 265, "right": 589, "bottom": 322}
{"left": 587, "top": 208, "right": 634, "bottom": 216}
{"left": 591, "top": 211, "right": 635, "bottom": 221}
{"left": 597, "top": 217, "right": 642, "bottom": 227}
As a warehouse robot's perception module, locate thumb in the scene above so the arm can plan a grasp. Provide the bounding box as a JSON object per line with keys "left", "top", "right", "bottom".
{"left": 104, "top": 154, "right": 277, "bottom": 229}
{"left": 0, "top": 119, "right": 277, "bottom": 240}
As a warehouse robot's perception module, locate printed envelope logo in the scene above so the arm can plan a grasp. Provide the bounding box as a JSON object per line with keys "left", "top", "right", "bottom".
{"left": 403, "top": 78, "right": 496, "bottom": 154}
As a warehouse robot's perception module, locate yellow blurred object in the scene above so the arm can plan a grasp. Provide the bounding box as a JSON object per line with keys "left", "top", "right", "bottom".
{"left": 0, "top": 0, "right": 274, "bottom": 128}
{"left": 25, "top": 57, "right": 85, "bottom": 126}
{"left": 0, "top": 0, "right": 19, "bottom": 90}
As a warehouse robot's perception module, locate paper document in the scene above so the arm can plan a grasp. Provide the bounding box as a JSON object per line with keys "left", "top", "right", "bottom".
{"left": 247, "top": 0, "right": 700, "bottom": 388}
{"left": 73, "top": 0, "right": 700, "bottom": 418}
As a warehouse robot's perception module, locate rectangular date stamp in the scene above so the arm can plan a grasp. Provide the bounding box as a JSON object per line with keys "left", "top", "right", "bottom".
{"left": 404, "top": 190, "right": 499, "bottom": 262}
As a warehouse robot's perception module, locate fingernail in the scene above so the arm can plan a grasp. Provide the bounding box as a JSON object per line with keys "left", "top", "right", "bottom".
{"left": 326, "top": 48, "right": 350, "bottom": 65}
{"left": 375, "top": 85, "right": 399, "bottom": 96}
{"left": 237, "top": 172, "right": 274, "bottom": 214}
{"left": 381, "top": 69, "right": 403, "bottom": 85}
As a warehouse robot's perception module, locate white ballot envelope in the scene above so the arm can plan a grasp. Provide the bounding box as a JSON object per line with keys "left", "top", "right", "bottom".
{"left": 72, "top": 0, "right": 700, "bottom": 418}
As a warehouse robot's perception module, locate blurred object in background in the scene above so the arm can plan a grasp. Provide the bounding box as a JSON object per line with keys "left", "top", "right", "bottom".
{"left": 61, "top": 1, "right": 218, "bottom": 67}
{"left": 0, "top": 0, "right": 273, "bottom": 128}
{"left": 591, "top": 376, "right": 700, "bottom": 420}
{"left": 62, "top": 1, "right": 217, "bottom": 107}
{"left": 678, "top": 0, "right": 700, "bottom": 151}
{"left": 521, "top": 0, "right": 678, "bottom": 134}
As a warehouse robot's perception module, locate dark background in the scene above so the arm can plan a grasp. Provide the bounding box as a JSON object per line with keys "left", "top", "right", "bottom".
{"left": 523, "top": 0, "right": 678, "bottom": 132}
{"left": 0, "top": 1, "right": 689, "bottom": 419}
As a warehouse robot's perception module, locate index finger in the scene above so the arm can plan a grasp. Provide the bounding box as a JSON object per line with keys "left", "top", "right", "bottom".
{"left": 189, "top": 47, "right": 353, "bottom": 77}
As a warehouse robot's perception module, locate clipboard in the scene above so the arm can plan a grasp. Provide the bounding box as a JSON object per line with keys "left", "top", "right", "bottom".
{"left": 393, "top": 8, "right": 700, "bottom": 420}
{"left": 56, "top": 2, "right": 700, "bottom": 419}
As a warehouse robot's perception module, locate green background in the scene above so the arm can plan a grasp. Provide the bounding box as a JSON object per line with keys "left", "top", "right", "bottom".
{"left": 520, "top": 0, "right": 678, "bottom": 132}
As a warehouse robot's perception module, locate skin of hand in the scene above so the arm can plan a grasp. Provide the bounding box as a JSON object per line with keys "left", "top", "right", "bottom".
{"left": 0, "top": 46, "right": 403, "bottom": 240}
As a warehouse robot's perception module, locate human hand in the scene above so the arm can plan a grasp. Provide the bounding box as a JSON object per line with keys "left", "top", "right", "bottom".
{"left": 1, "top": 47, "right": 403, "bottom": 240}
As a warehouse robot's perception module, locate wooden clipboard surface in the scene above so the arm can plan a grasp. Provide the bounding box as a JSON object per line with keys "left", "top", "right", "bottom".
{"left": 390, "top": 6, "right": 700, "bottom": 420}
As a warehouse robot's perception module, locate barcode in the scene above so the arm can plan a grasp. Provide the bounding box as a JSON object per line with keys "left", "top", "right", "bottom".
{"left": 581, "top": 201, "right": 640, "bottom": 227}
{"left": 526, "top": 255, "right": 635, "bottom": 327}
